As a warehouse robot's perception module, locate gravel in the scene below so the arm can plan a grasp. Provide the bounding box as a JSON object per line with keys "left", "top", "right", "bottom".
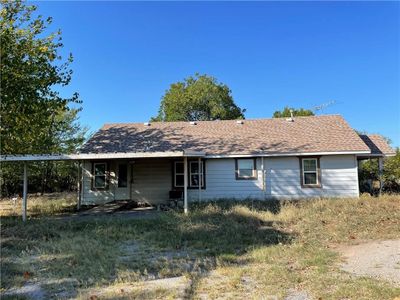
{"left": 339, "top": 239, "right": 400, "bottom": 286}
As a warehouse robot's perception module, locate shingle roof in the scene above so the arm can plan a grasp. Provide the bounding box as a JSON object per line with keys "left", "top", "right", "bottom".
{"left": 358, "top": 134, "right": 396, "bottom": 156}
{"left": 80, "top": 115, "right": 373, "bottom": 156}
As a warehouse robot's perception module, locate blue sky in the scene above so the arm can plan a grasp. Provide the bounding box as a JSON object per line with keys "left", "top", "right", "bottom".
{"left": 35, "top": 1, "right": 400, "bottom": 146}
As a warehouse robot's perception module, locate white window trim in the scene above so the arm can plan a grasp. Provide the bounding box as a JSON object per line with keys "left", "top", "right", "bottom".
{"left": 189, "top": 161, "right": 204, "bottom": 188}
{"left": 93, "top": 162, "right": 107, "bottom": 189}
{"left": 174, "top": 161, "right": 184, "bottom": 187}
{"left": 302, "top": 158, "right": 318, "bottom": 186}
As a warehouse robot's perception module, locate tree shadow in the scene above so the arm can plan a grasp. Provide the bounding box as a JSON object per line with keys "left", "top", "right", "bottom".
{"left": 191, "top": 199, "right": 282, "bottom": 214}
{"left": 1, "top": 201, "right": 293, "bottom": 298}
{"left": 79, "top": 123, "right": 313, "bottom": 156}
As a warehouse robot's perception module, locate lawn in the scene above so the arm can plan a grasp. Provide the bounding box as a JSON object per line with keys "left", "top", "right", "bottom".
{"left": 1, "top": 194, "right": 399, "bottom": 299}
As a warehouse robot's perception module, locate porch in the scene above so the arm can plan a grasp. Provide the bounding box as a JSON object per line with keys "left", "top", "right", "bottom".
{"left": 0, "top": 151, "right": 205, "bottom": 221}
{"left": 81, "top": 157, "right": 205, "bottom": 208}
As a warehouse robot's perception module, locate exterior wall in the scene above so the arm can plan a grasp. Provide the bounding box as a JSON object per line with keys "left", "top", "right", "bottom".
{"left": 81, "top": 158, "right": 172, "bottom": 205}
{"left": 265, "top": 155, "right": 359, "bottom": 199}
{"left": 188, "top": 158, "right": 264, "bottom": 201}
{"left": 130, "top": 158, "right": 172, "bottom": 205}
{"left": 82, "top": 155, "right": 359, "bottom": 205}
{"left": 188, "top": 155, "right": 359, "bottom": 201}
{"left": 81, "top": 160, "right": 132, "bottom": 205}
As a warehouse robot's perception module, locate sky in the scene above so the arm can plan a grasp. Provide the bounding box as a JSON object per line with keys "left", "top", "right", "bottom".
{"left": 34, "top": 1, "right": 400, "bottom": 146}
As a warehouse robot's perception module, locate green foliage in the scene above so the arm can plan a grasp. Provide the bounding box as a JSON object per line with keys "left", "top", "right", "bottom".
{"left": 383, "top": 148, "right": 400, "bottom": 191}
{"left": 359, "top": 148, "right": 400, "bottom": 193}
{"left": 272, "top": 106, "right": 314, "bottom": 118}
{"left": 0, "top": 0, "right": 87, "bottom": 196}
{"left": 0, "top": 0, "right": 83, "bottom": 155}
{"left": 152, "top": 73, "right": 245, "bottom": 121}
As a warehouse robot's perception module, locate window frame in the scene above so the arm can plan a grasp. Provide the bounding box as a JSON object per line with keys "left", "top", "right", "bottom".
{"left": 299, "top": 157, "right": 322, "bottom": 188}
{"left": 174, "top": 161, "right": 185, "bottom": 188}
{"left": 92, "top": 162, "right": 108, "bottom": 190}
{"left": 235, "top": 158, "right": 257, "bottom": 180}
{"left": 172, "top": 160, "right": 206, "bottom": 189}
{"left": 118, "top": 163, "right": 128, "bottom": 188}
{"left": 189, "top": 160, "right": 205, "bottom": 188}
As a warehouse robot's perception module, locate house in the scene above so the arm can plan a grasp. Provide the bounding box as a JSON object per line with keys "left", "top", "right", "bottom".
{"left": 1, "top": 114, "right": 395, "bottom": 219}
{"left": 74, "top": 115, "right": 394, "bottom": 208}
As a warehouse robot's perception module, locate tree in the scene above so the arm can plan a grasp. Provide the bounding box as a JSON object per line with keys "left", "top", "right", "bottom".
{"left": 272, "top": 107, "right": 314, "bottom": 118}
{"left": 152, "top": 73, "right": 245, "bottom": 122}
{"left": 357, "top": 131, "right": 399, "bottom": 194}
{"left": 382, "top": 148, "right": 400, "bottom": 192}
{"left": 0, "top": 0, "right": 82, "bottom": 155}
{"left": 0, "top": 0, "right": 87, "bottom": 196}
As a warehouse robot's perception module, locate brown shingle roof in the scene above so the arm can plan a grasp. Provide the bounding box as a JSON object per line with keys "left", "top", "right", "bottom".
{"left": 358, "top": 134, "right": 395, "bottom": 156}
{"left": 80, "top": 115, "right": 372, "bottom": 156}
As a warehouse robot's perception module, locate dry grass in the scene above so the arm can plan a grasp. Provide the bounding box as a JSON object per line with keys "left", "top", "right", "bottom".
{"left": 1, "top": 194, "right": 399, "bottom": 299}
{"left": 0, "top": 193, "right": 77, "bottom": 217}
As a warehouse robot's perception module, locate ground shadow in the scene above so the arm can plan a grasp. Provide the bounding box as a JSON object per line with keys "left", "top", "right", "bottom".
{"left": 1, "top": 200, "right": 293, "bottom": 298}
{"left": 190, "top": 199, "right": 282, "bottom": 214}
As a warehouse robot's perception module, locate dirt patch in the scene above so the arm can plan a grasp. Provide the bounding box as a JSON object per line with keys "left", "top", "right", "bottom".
{"left": 285, "top": 289, "right": 310, "bottom": 300}
{"left": 337, "top": 239, "right": 400, "bottom": 286}
{"left": 1, "top": 278, "right": 79, "bottom": 300}
{"left": 1, "top": 282, "right": 45, "bottom": 300}
{"left": 85, "top": 276, "right": 191, "bottom": 300}
{"left": 119, "top": 240, "right": 216, "bottom": 279}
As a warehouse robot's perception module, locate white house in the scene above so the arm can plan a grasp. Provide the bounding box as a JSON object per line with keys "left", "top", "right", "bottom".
{"left": 1, "top": 115, "right": 395, "bottom": 217}
{"left": 75, "top": 115, "right": 394, "bottom": 208}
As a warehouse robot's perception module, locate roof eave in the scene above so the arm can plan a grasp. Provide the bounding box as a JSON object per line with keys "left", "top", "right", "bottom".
{"left": 0, "top": 151, "right": 189, "bottom": 162}
{"left": 205, "top": 150, "right": 371, "bottom": 158}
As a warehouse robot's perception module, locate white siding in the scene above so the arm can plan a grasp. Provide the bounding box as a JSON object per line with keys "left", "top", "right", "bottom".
{"left": 266, "top": 155, "right": 359, "bottom": 199}
{"left": 188, "top": 158, "right": 264, "bottom": 201}
{"left": 82, "top": 155, "right": 360, "bottom": 205}
{"left": 189, "top": 155, "right": 359, "bottom": 201}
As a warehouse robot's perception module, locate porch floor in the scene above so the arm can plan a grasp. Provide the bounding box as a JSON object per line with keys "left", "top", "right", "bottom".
{"left": 59, "top": 200, "right": 161, "bottom": 220}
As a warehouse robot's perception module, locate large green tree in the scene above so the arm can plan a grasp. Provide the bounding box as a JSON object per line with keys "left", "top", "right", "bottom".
{"left": 272, "top": 107, "right": 314, "bottom": 118}
{"left": 0, "top": 0, "right": 86, "bottom": 196}
{"left": 0, "top": 0, "right": 83, "bottom": 155}
{"left": 152, "top": 73, "right": 245, "bottom": 122}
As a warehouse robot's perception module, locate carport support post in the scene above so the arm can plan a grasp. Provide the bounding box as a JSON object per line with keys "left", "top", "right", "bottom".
{"left": 22, "top": 162, "right": 28, "bottom": 222}
{"left": 77, "top": 161, "right": 82, "bottom": 210}
{"left": 378, "top": 157, "right": 383, "bottom": 196}
{"left": 184, "top": 156, "right": 188, "bottom": 214}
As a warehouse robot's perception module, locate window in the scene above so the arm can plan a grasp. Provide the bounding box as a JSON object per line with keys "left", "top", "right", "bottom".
{"left": 301, "top": 158, "right": 320, "bottom": 187}
{"left": 236, "top": 158, "right": 257, "bottom": 180}
{"left": 174, "top": 161, "right": 184, "bottom": 187}
{"left": 189, "top": 161, "right": 204, "bottom": 187}
{"left": 173, "top": 160, "right": 206, "bottom": 188}
{"left": 118, "top": 164, "right": 128, "bottom": 187}
{"left": 93, "top": 163, "right": 107, "bottom": 189}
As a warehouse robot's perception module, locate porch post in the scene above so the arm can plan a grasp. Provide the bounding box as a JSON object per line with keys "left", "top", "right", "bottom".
{"left": 369, "top": 158, "right": 373, "bottom": 194}
{"left": 184, "top": 156, "right": 188, "bottom": 214}
{"left": 22, "top": 162, "right": 28, "bottom": 222}
{"left": 378, "top": 157, "right": 383, "bottom": 196}
{"left": 77, "top": 160, "right": 82, "bottom": 210}
{"left": 261, "top": 157, "right": 265, "bottom": 199}
{"left": 198, "top": 157, "right": 201, "bottom": 203}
